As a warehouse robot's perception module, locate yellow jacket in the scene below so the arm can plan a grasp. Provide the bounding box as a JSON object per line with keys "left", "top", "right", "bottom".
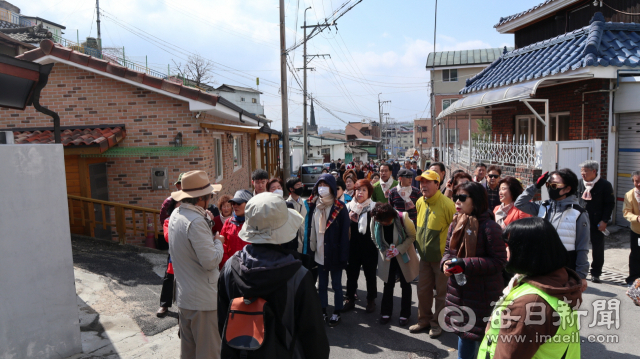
{"left": 415, "top": 190, "right": 456, "bottom": 262}
{"left": 623, "top": 188, "right": 640, "bottom": 234}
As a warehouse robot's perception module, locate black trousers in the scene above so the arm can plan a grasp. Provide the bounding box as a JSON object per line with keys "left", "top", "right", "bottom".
{"left": 345, "top": 248, "right": 378, "bottom": 301}
{"left": 590, "top": 229, "right": 605, "bottom": 277}
{"left": 627, "top": 230, "right": 640, "bottom": 285}
{"left": 566, "top": 250, "right": 577, "bottom": 273}
{"left": 381, "top": 257, "right": 411, "bottom": 318}
{"left": 159, "top": 255, "right": 174, "bottom": 308}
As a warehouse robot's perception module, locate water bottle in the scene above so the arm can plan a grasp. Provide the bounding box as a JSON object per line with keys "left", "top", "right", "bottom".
{"left": 451, "top": 258, "right": 467, "bottom": 286}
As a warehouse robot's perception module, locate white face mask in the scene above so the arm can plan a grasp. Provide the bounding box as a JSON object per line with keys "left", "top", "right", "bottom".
{"left": 318, "top": 186, "right": 331, "bottom": 197}
{"left": 273, "top": 189, "right": 284, "bottom": 197}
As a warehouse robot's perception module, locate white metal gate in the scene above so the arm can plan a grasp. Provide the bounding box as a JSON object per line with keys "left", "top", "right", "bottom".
{"left": 539, "top": 139, "right": 601, "bottom": 201}
{"left": 616, "top": 113, "right": 640, "bottom": 227}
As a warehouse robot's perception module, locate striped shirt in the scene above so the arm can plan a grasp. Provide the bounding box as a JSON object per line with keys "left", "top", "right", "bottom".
{"left": 388, "top": 186, "right": 422, "bottom": 224}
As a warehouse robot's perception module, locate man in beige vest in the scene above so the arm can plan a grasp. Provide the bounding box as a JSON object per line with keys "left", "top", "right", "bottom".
{"left": 169, "top": 170, "right": 224, "bottom": 359}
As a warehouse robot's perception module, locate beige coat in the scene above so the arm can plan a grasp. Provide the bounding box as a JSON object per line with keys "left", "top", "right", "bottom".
{"left": 169, "top": 204, "right": 224, "bottom": 311}
{"left": 286, "top": 195, "right": 308, "bottom": 252}
{"left": 623, "top": 188, "right": 640, "bottom": 234}
{"left": 370, "top": 212, "right": 420, "bottom": 283}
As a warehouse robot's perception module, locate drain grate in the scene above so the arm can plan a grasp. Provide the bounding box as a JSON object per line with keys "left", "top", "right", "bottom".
{"left": 599, "top": 269, "right": 628, "bottom": 285}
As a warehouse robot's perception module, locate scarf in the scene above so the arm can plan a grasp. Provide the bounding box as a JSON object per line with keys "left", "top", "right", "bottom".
{"left": 220, "top": 214, "right": 232, "bottom": 224}
{"left": 634, "top": 188, "right": 640, "bottom": 205}
{"left": 582, "top": 175, "right": 600, "bottom": 201}
{"left": 380, "top": 176, "right": 394, "bottom": 198}
{"left": 233, "top": 213, "right": 245, "bottom": 224}
{"left": 345, "top": 190, "right": 355, "bottom": 197}
{"left": 449, "top": 213, "right": 479, "bottom": 258}
{"left": 315, "top": 195, "right": 335, "bottom": 234}
{"left": 348, "top": 198, "right": 373, "bottom": 234}
{"left": 397, "top": 184, "right": 413, "bottom": 202}
{"left": 373, "top": 216, "right": 410, "bottom": 263}
{"left": 495, "top": 203, "right": 513, "bottom": 229}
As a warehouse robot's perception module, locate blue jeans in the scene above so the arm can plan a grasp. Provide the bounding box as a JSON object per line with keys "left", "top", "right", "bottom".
{"left": 317, "top": 264, "right": 344, "bottom": 312}
{"left": 457, "top": 337, "right": 480, "bottom": 359}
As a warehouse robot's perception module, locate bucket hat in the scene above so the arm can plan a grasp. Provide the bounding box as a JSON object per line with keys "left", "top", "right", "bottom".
{"left": 238, "top": 192, "right": 304, "bottom": 245}
{"left": 171, "top": 170, "right": 222, "bottom": 201}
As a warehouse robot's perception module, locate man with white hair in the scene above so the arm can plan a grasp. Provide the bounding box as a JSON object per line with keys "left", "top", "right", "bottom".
{"left": 577, "top": 160, "right": 615, "bottom": 283}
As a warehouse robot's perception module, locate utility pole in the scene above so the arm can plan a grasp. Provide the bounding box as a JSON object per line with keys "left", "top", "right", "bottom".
{"left": 96, "top": 0, "right": 102, "bottom": 51}
{"left": 279, "top": 0, "right": 291, "bottom": 186}
{"left": 299, "top": 11, "right": 331, "bottom": 164}
{"left": 431, "top": 0, "right": 438, "bottom": 156}
{"left": 378, "top": 93, "right": 390, "bottom": 159}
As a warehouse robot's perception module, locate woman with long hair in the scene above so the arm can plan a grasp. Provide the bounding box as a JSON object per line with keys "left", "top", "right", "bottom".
{"left": 440, "top": 182, "right": 507, "bottom": 359}
{"left": 343, "top": 179, "right": 378, "bottom": 313}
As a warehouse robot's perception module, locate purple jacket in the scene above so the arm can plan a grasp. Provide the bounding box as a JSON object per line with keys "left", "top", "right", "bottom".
{"left": 440, "top": 211, "right": 507, "bottom": 341}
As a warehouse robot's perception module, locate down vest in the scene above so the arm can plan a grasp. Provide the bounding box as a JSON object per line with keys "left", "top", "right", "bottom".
{"left": 440, "top": 211, "right": 507, "bottom": 341}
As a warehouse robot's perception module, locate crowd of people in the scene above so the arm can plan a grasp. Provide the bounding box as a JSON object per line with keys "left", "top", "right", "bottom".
{"left": 153, "top": 157, "right": 640, "bottom": 359}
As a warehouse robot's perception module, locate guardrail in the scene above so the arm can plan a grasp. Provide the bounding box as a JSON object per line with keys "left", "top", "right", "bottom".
{"left": 67, "top": 195, "right": 161, "bottom": 245}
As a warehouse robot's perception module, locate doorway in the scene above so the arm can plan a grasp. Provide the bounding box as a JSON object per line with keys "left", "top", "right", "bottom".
{"left": 89, "top": 163, "right": 111, "bottom": 239}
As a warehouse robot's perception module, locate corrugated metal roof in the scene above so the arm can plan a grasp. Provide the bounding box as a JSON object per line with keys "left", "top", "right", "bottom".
{"left": 462, "top": 13, "right": 640, "bottom": 94}
{"left": 426, "top": 47, "right": 514, "bottom": 68}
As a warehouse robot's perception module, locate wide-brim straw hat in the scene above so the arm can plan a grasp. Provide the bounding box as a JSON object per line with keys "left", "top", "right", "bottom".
{"left": 171, "top": 170, "right": 222, "bottom": 201}
{"left": 238, "top": 192, "right": 304, "bottom": 245}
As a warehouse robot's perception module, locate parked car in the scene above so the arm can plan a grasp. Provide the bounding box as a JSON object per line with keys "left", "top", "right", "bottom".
{"left": 323, "top": 163, "right": 331, "bottom": 169}
{"left": 298, "top": 164, "right": 325, "bottom": 191}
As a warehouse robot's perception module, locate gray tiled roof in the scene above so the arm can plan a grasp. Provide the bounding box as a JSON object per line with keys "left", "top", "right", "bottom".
{"left": 495, "top": 0, "right": 561, "bottom": 27}
{"left": 0, "top": 23, "right": 52, "bottom": 43}
{"left": 0, "top": 20, "right": 20, "bottom": 29}
{"left": 462, "top": 13, "right": 640, "bottom": 94}
{"left": 426, "top": 47, "right": 514, "bottom": 68}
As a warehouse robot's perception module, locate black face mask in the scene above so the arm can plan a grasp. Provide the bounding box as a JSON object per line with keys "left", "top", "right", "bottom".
{"left": 293, "top": 187, "right": 304, "bottom": 196}
{"left": 548, "top": 187, "right": 564, "bottom": 200}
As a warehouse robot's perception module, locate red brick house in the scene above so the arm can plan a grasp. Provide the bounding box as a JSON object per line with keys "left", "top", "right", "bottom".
{"left": 1, "top": 40, "right": 281, "bottom": 244}
{"left": 436, "top": 4, "right": 640, "bottom": 227}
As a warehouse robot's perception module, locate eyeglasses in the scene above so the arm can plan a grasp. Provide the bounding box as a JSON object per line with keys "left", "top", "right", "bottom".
{"left": 545, "top": 182, "right": 566, "bottom": 190}
{"left": 488, "top": 174, "right": 500, "bottom": 179}
{"left": 452, "top": 194, "right": 469, "bottom": 203}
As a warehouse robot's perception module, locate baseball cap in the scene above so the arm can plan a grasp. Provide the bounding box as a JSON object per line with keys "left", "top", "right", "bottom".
{"left": 174, "top": 172, "right": 184, "bottom": 185}
{"left": 229, "top": 189, "right": 253, "bottom": 204}
{"left": 416, "top": 169, "right": 440, "bottom": 183}
{"left": 398, "top": 168, "right": 414, "bottom": 178}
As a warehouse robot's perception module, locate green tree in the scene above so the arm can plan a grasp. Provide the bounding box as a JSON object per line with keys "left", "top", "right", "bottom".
{"left": 471, "top": 118, "right": 492, "bottom": 141}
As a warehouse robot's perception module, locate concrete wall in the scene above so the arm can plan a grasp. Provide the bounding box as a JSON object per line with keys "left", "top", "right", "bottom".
{"left": 0, "top": 144, "right": 81, "bottom": 358}
{"left": 432, "top": 66, "right": 486, "bottom": 94}
{"left": 215, "top": 91, "right": 264, "bottom": 115}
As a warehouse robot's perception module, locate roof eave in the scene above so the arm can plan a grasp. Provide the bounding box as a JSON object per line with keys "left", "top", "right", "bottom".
{"left": 494, "top": 0, "right": 581, "bottom": 34}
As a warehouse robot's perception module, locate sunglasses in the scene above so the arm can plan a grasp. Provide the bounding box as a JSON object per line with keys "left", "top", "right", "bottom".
{"left": 545, "top": 183, "right": 566, "bottom": 190}
{"left": 488, "top": 174, "right": 500, "bottom": 179}
{"left": 452, "top": 194, "right": 469, "bottom": 203}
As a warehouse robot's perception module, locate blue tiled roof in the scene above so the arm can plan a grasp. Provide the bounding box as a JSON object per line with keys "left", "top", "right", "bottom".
{"left": 495, "top": 0, "right": 564, "bottom": 28}
{"left": 463, "top": 13, "right": 640, "bottom": 94}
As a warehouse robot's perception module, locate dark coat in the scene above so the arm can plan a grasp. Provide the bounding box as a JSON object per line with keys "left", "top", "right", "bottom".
{"left": 577, "top": 178, "right": 616, "bottom": 230}
{"left": 440, "top": 211, "right": 507, "bottom": 341}
{"left": 218, "top": 245, "right": 329, "bottom": 359}
{"left": 305, "top": 174, "right": 351, "bottom": 271}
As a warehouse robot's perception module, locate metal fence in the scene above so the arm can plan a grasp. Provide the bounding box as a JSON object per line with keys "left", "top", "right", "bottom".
{"left": 448, "top": 134, "right": 538, "bottom": 169}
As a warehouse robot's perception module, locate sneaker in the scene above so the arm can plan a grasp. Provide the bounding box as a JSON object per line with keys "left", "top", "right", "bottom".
{"left": 379, "top": 315, "right": 391, "bottom": 325}
{"left": 591, "top": 276, "right": 602, "bottom": 283}
{"left": 409, "top": 324, "right": 429, "bottom": 333}
{"left": 343, "top": 298, "right": 356, "bottom": 311}
{"left": 429, "top": 326, "right": 442, "bottom": 338}
{"left": 328, "top": 314, "right": 341, "bottom": 327}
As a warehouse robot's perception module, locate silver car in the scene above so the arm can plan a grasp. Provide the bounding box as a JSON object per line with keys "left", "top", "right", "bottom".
{"left": 298, "top": 164, "right": 325, "bottom": 191}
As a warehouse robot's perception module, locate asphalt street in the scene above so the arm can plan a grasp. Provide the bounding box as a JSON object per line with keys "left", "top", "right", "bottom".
{"left": 70, "top": 234, "right": 639, "bottom": 358}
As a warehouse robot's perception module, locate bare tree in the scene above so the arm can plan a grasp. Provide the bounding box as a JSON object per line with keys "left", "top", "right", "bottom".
{"left": 172, "top": 54, "right": 215, "bottom": 89}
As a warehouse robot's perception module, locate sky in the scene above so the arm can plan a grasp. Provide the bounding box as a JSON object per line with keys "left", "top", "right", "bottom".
{"left": 20, "top": 0, "right": 547, "bottom": 131}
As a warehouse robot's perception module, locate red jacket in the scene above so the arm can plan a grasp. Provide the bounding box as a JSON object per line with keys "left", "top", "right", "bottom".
{"left": 220, "top": 216, "right": 248, "bottom": 269}
{"left": 493, "top": 204, "right": 532, "bottom": 227}
{"left": 163, "top": 219, "right": 173, "bottom": 274}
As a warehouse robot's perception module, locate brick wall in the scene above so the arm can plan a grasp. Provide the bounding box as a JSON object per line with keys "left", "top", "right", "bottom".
{"left": 1, "top": 63, "right": 255, "bottom": 245}
{"left": 490, "top": 78, "right": 611, "bottom": 179}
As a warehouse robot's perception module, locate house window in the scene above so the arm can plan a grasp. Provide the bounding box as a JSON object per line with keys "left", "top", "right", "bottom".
{"left": 321, "top": 148, "right": 330, "bottom": 154}
{"left": 233, "top": 136, "right": 242, "bottom": 170}
{"left": 445, "top": 129, "right": 459, "bottom": 143}
{"left": 240, "top": 97, "right": 246, "bottom": 102}
{"left": 442, "top": 99, "right": 458, "bottom": 110}
{"left": 549, "top": 114, "right": 570, "bottom": 141}
{"left": 215, "top": 138, "right": 223, "bottom": 181}
{"left": 252, "top": 98, "right": 257, "bottom": 103}
{"left": 443, "top": 69, "right": 458, "bottom": 82}
{"left": 516, "top": 113, "right": 570, "bottom": 143}
{"left": 422, "top": 138, "right": 428, "bottom": 143}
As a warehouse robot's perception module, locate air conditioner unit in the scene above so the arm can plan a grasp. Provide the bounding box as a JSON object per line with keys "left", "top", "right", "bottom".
{"left": 0, "top": 131, "right": 14, "bottom": 144}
